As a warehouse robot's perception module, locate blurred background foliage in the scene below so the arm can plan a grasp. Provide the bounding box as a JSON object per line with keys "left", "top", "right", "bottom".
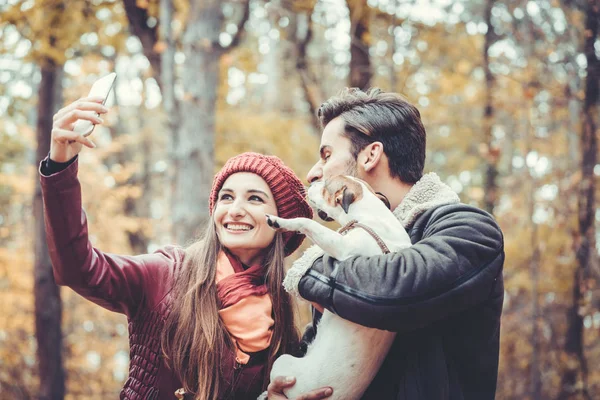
{"left": 1, "top": 0, "right": 599, "bottom": 398}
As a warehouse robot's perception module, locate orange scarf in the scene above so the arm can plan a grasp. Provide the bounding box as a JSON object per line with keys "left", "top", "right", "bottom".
{"left": 216, "top": 251, "right": 274, "bottom": 364}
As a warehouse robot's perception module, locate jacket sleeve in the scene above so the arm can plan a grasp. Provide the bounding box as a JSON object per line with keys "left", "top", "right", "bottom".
{"left": 297, "top": 206, "right": 504, "bottom": 333}
{"left": 40, "top": 156, "right": 183, "bottom": 318}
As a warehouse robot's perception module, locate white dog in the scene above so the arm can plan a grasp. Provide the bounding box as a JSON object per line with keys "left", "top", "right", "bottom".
{"left": 264, "top": 175, "right": 412, "bottom": 400}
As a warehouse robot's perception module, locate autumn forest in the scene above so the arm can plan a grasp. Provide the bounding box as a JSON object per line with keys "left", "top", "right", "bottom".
{"left": 0, "top": 0, "right": 599, "bottom": 399}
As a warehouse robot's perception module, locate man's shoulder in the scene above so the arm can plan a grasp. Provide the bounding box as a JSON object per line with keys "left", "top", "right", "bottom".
{"left": 410, "top": 203, "right": 503, "bottom": 243}
{"left": 419, "top": 203, "right": 498, "bottom": 226}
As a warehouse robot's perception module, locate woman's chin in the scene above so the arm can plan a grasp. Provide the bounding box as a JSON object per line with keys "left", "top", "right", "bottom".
{"left": 221, "top": 238, "right": 270, "bottom": 256}
{"left": 221, "top": 238, "right": 251, "bottom": 251}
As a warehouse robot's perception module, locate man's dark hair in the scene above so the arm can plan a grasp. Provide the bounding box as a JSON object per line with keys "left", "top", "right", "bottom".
{"left": 317, "top": 87, "right": 426, "bottom": 183}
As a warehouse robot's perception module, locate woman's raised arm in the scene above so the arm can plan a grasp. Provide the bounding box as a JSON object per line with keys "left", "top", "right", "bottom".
{"left": 40, "top": 98, "right": 183, "bottom": 318}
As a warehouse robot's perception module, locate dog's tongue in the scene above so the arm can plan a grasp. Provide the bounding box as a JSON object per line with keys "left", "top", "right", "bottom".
{"left": 318, "top": 210, "right": 334, "bottom": 222}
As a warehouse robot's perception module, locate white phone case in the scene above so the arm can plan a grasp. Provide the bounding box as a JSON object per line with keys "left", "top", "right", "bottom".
{"left": 73, "top": 72, "right": 116, "bottom": 137}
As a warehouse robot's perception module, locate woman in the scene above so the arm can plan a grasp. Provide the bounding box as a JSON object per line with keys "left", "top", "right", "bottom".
{"left": 41, "top": 96, "right": 313, "bottom": 400}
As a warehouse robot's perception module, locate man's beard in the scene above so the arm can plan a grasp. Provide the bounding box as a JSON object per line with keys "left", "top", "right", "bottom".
{"left": 343, "top": 157, "right": 359, "bottom": 178}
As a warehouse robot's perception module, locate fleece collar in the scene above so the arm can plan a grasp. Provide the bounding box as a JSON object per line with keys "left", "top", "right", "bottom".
{"left": 392, "top": 172, "right": 460, "bottom": 228}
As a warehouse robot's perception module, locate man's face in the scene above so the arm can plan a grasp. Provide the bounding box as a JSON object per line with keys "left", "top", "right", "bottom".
{"left": 306, "top": 117, "right": 360, "bottom": 183}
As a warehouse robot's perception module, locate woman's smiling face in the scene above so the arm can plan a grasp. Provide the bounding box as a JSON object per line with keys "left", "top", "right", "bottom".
{"left": 213, "top": 172, "right": 278, "bottom": 265}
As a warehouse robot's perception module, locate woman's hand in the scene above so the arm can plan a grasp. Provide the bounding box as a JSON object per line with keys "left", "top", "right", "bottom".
{"left": 50, "top": 96, "right": 108, "bottom": 162}
{"left": 267, "top": 376, "right": 332, "bottom": 399}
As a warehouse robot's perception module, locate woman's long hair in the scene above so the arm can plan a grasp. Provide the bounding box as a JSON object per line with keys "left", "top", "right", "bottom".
{"left": 161, "top": 220, "right": 299, "bottom": 400}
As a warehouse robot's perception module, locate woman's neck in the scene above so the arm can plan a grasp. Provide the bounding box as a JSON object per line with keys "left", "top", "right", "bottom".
{"left": 225, "top": 248, "right": 264, "bottom": 267}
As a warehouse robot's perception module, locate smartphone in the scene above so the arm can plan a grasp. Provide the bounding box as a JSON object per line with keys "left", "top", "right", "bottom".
{"left": 73, "top": 72, "right": 117, "bottom": 137}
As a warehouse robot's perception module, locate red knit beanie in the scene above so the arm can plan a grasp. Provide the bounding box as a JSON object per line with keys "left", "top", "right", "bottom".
{"left": 209, "top": 152, "right": 313, "bottom": 256}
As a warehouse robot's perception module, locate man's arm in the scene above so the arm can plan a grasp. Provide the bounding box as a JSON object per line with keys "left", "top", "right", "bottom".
{"left": 266, "top": 377, "right": 332, "bottom": 400}
{"left": 297, "top": 205, "right": 504, "bottom": 332}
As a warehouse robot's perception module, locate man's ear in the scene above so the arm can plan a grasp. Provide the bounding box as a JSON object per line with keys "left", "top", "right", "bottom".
{"left": 361, "top": 142, "right": 384, "bottom": 173}
{"left": 335, "top": 186, "right": 356, "bottom": 213}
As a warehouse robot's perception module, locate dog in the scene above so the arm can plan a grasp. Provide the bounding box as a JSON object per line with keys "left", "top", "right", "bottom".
{"left": 264, "top": 175, "right": 412, "bottom": 400}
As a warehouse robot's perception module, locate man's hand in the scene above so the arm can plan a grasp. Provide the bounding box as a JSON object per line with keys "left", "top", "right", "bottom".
{"left": 267, "top": 376, "right": 332, "bottom": 400}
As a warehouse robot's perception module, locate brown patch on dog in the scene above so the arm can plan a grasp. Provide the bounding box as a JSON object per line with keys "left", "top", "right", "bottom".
{"left": 351, "top": 177, "right": 377, "bottom": 195}
{"left": 347, "top": 177, "right": 391, "bottom": 209}
{"left": 323, "top": 176, "right": 364, "bottom": 212}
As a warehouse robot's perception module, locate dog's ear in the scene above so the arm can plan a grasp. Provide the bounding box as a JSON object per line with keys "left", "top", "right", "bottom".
{"left": 336, "top": 186, "right": 356, "bottom": 213}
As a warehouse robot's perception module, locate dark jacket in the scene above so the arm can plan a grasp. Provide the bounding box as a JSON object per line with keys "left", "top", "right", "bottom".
{"left": 40, "top": 157, "right": 269, "bottom": 400}
{"left": 298, "top": 203, "right": 504, "bottom": 400}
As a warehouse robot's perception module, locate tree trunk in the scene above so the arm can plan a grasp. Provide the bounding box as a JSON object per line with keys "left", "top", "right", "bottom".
{"left": 160, "top": 0, "right": 176, "bottom": 118}
{"left": 122, "top": 0, "right": 162, "bottom": 88}
{"left": 34, "top": 58, "right": 65, "bottom": 400}
{"left": 172, "top": 1, "right": 221, "bottom": 244}
{"left": 482, "top": 0, "right": 498, "bottom": 215}
{"left": 530, "top": 232, "right": 541, "bottom": 400}
{"left": 295, "top": 9, "right": 322, "bottom": 131}
{"left": 120, "top": 0, "right": 177, "bottom": 252}
{"left": 347, "top": 0, "right": 371, "bottom": 90}
{"left": 557, "top": 1, "right": 599, "bottom": 398}
{"left": 567, "top": 76, "right": 581, "bottom": 167}
{"left": 558, "top": 273, "right": 589, "bottom": 400}
{"left": 172, "top": 0, "right": 249, "bottom": 244}
{"left": 389, "top": 0, "right": 398, "bottom": 92}
{"left": 525, "top": 103, "right": 542, "bottom": 400}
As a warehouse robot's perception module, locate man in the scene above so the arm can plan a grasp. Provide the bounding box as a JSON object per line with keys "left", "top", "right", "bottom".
{"left": 268, "top": 88, "right": 504, "bottom": 400}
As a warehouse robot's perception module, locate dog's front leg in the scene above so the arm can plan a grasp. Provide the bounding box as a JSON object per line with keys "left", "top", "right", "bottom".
{"left": 266, "top": 215, "right": 349, "bottom": 260}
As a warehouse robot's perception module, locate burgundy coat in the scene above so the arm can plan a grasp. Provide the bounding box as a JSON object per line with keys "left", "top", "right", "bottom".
{"left": 40, "top": 158, "right": 267, "bottom": 400}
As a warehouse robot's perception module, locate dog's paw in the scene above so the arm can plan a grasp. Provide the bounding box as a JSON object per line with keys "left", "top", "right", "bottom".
{"left": 266, "top": 215, "right": 306, "bottom": 233}
{"left": 265, "top": 214, "right": 282, "bottom": 230}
